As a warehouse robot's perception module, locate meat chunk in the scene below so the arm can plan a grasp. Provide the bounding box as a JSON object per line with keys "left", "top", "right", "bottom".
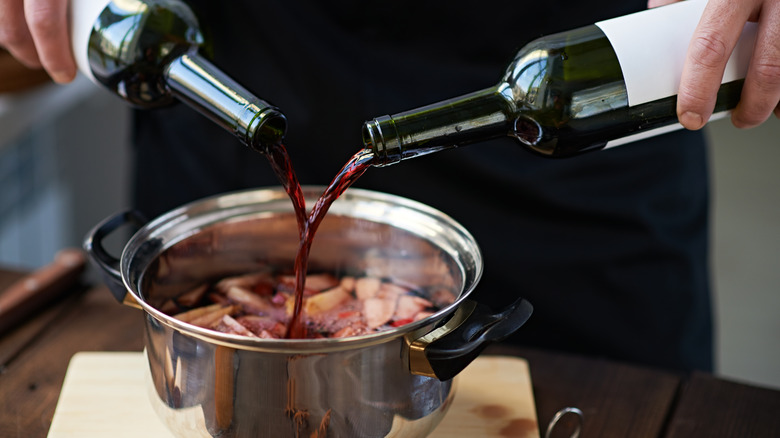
{"left": 215, "top": 271, "right": 274, "bottom": 296}
{"left": 355, "top": 277, "right": 381, "bottom": 300}
{"left": 236, "top": 315, "right": 286, "bottom": 338}
{"left": 226, "top": 286, "right": 275, "bottom": 315}
{"left": 304, "top": 286, "right": 350, "bottom": 315}
{"left": 214, "top": 315, "right": 257, "bottom": 337}
{"left": 164, "top": 269, "right": 449, "bottom": 339}
{"left": 363, "top": 297, "right": 397, "bottom": 329}
{"left": 377, "top": 282, "right": 409, "bottom": 300}
{"left": 394, "top": 295, "right": 433, "bottom": 321}
{"left": 277, "top": 273, "right": 340, "bottom": 295}
{"left": 174, "top": 304, "right": 237, "bottom": 328}
{"left": 430, "top": 287, "right": 457, "bottom": 308}
{"left": 339, "top": 276, "right": 356, "bottom": 293}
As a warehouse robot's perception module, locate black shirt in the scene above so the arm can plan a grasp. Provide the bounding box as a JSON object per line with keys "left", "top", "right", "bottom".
{"left": 133, "top": 0, "right": 713, "bottom": 372}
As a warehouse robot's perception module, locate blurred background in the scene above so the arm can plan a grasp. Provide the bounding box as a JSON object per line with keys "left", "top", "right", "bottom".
{"left": 1, "top": 72, "right": 778, "bottom": 389}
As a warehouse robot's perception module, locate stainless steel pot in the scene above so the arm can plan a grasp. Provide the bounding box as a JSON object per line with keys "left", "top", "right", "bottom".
{"left": 85, "top": 186, "right": 532, "bottom": 438}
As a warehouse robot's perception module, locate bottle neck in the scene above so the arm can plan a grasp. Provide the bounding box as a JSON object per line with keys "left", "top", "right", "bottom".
{"left": 362, "top": 87, "right": 513, "bottom": 167}
{"left": 165, "top": 52, "right": 287, "bottom": 152}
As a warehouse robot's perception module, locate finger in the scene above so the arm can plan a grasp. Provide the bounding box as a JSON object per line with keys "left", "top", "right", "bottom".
{"left": 24, "top": 0, "right": 76, "bottom": 83}
{"left": 647, "top": 0, "right": 680, "bottom": 9}
{"left": 0, "top": 0, "right": 42, "bottom": 68}
{"left": 731, "top": 0, "right": 780, "bottom": 128}
{"left": 677, "top": 0, "right": 753, "bottom": 130}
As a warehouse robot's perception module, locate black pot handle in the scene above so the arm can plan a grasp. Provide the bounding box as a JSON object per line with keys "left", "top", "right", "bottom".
{"left": 412, "top": 297, "right": 533, "bottom": 381}
{"left": 83, "top": 210, "right": 148, "bottom": 303}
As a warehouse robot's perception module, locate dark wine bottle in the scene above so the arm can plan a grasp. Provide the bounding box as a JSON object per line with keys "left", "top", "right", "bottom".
{"left": 70, "top": 0, "right": 286, "bottom": 152}
{"left": 362, "top": 0, "right": 756, "bottom": 165}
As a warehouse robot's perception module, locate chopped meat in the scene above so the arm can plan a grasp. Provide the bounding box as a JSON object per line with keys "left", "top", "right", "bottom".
{"left": 214, "top": 315, "right": 258, "bottom": 337}
{"left": 174, "top": 303, "right": 226, "bottom": 323}
{"left": 394, "top": 295, "right": 433, "bottom": 321}
{"left": 355, "top": 277, "right": 381, "bottom": 300}
{"left": 301, "top": 273, "right": 340, "bottom": 291}
{"left": 207, "top": 292, "right": 231, "bottom": 306}
{"left": 377, "top": 282, "right": 409, "bottom": 300}
{"left": 332, "top": 326, "right": 359, "bottom": 338}
{"left": 304, "top": 286, "right": 350, "bottom": 315}
{"left": 236, "top": 315, "right": 286, "bottom": 338}
{"left": 430, "top": 288, "right": 458, "bottom": 308}
{"left": 164, "top": 270, "right": 454, "bottom": 339}
{"left": 339, "top": 276, "right": 356, "bottom": 293}
{"left": 363, "top": 297, "right": 397, "bottom": 329}
{"left": 277, "top": 273, "right": 339, "bottom": 295}
{"left": 175, "top": 304, "right": 237, "bottom": 328}
{"left": 215, "top": 271, "right": 274, "bottom": 296}
{"left": 226, "top": 286, "right": 275, "bottom": 315}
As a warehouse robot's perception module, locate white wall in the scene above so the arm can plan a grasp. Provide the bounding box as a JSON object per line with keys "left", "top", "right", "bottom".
{"left": 707, "top": 117, "right": 780, "bottom": 389}
{"left": 0, "top": 79, "right": 130, "bottom": 270}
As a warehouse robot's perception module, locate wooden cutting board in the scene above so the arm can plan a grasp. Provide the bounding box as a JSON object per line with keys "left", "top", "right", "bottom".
{"left": 47, "top": 352, "right": 539, "bottom": 438}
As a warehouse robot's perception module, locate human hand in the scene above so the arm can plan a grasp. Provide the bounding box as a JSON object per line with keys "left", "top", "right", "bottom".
{"left": 649, "top": 0, "right": 780, "bottom": 130}
{"left": 0, "top": 0, "right": 76, "bottom": 84}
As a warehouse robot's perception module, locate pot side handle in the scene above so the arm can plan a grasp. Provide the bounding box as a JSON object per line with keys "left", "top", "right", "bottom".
{"left": 83, "top": 210, "right": 148, "bottom": 305}
{"left": 410, "top": 297, "right": 533, "bottom": 381}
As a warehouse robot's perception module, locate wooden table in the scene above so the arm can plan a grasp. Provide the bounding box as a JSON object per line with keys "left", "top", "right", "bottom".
{"left": 1, "top": 267, "right": 779, "bottom": 438}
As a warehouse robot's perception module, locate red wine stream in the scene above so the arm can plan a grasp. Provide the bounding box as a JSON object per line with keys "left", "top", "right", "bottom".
{"left": 265, "top": 143, "right": 375, "bottom": 338}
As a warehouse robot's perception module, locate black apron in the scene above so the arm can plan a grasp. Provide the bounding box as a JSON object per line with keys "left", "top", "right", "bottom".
{"left": 133, "top": 0, "right": 713, "bottom": 372}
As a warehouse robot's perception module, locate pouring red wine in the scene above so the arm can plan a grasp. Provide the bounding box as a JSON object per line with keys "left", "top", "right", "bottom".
{"left": 157, "top": 144, "right": 449, "bottom": 340}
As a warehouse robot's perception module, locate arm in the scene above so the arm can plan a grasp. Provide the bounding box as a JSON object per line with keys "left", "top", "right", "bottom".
{"left": 650, "top": 0, "right": 780, "bottom": 129}
{"left": 0, "top": 0, "right": 76, "bottom": 83}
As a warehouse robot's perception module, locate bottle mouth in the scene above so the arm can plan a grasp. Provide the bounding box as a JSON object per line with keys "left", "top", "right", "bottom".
{"left": 362, "top": 116, "right": 400, "bottom": 167}
{"left": 248, "top": 108, "right": 288, "bottom": 153}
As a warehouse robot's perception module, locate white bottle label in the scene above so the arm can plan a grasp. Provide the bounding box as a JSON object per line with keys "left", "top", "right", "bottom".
{"left": 596, "top": 0, "right": 757, "bottom": 107}
{"left": 69, "top": 0, "right": 113, "bottom": 82}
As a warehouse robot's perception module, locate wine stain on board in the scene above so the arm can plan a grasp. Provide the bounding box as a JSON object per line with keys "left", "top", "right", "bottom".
{"left": 499, "top": 418, "right": 538, "bottom": 437}
{"left": 471, "top": 404, "right": 538, "bottom": 437}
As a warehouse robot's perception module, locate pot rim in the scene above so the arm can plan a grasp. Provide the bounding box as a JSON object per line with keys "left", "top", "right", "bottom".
{"left": 120, "top": 185, "right": 483, "bottom": 353}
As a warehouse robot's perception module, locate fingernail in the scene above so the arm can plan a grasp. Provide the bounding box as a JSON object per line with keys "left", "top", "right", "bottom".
{"left": 50, "top": 70, "right": 76, "bottom": 84}
{"left": 680, "top": 111, "right": 704, "bottom": 130}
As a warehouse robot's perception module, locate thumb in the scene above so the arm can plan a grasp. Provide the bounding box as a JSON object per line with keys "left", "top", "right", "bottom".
{"left": 648, "top": 0, "right": 681, "bottom": 8}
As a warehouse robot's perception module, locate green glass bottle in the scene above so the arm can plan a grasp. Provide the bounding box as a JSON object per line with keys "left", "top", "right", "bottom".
{"left": 70, "top": 0, "right": 286, "bottom": 152}
{"left": 362, "top": 0, "right": 754, "bottom": 165}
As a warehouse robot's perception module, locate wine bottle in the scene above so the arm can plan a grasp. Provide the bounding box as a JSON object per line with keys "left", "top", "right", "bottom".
{"left": 69, "top": 0, "right": 286, "bottom": 152}
{"left": 362, "top": 0, "right": 757, "bottom": 165}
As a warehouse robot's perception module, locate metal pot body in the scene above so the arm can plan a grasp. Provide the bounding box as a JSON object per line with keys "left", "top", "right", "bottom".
{"left": 92, "top": 187, "right": 486, "bottom": 437}
{"left": 144, "top": 316, "right": 455, "bottom": 437}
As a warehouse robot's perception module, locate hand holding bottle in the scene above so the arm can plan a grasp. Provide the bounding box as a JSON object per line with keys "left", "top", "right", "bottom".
{"left": 2, "top": 0, "right": 287, "bottom": 151}
{"left": 0, "top": 0, "right": 75, "bottom": 84}
{"left": 650, "top": 0, "right": 780, "bottom": 129}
